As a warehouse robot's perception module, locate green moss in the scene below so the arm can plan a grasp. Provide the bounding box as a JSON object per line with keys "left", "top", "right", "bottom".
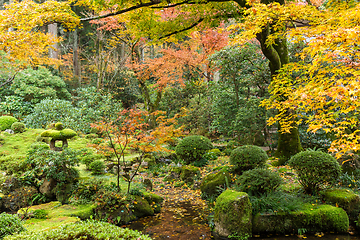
{"left": 5, "top": 220, "right": 152, "bottom": 240}
{"left": 143, "top": 192, "right": 164, "bottom": 204}
{"left": 275, "top": 125, "right": 302, "bottom": 163}
{"left": 41, "top": 128, "right": 77, "bottom": 140}
{"left": 321, "top": 188, "right": 360, "bottom": 219}
{"left": 200, "top": 169, "right": 231, "bottom": 198}
{"left": 143, "top": 192, "right": 163, "bottom": 213}
{"left": 131, "top": 195, "right": 154, "bottom": 217}
{"left": 180, "top": 165, "right": 200, "bottom": 183}
{"left": 23, "top": 216, "right": 80, "bottom": 232}
{"left": 0, "top": 116, "right": 17, "bottom": 131}
{"left": 252, "top": 203, "right": 349, "bottom": 234}
{"left": 55, "top": 122, "right": 64, "bottom": 130}
{"left": 214, "top": 190, "right": 252, "bottom": 239}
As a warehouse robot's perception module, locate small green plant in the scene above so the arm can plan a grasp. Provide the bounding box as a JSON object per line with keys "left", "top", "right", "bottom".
{"left": 235, "top": 168, "right": 283, "bottom": 196}
{"left": 289, "top": 150, "right": 341, "bottom": 194}
{"left": 0, "top": 116, "right": 17, "bottom": 131}
{"left": 32, "top": 209, "right": 48, "bottom": 219}
{"left": 70, "top": 178, "right": 106, "bottom": 205}
{"left": 89, "top": 160, "right": 105, "bottom": 175}
{"left": 297, "top": 228, "right": 307, "bottom": 235}
{"left": 229, "top": 145, "right": 268, "bottom": 175}
{"left": 0, "top": 213, "right": 25, "bottom": 239}
{"left": 175, "top": 135, "right": 213, "bottom": 164}
{"left": 10, "top": 122, "right": 25, "bottom": 133}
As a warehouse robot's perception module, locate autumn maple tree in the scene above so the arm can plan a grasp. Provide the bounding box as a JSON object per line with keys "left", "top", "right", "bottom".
{"left": 91, "top": 108, "right": 183, "bottom": 193}
{"left": 257, "top": 1, "right": 360, "bottom": 158}
{"left": 0, "top": 0, "right": 79, "bottom": 88}
{"left": 75, "top": 0, "right": 303, "bottom": 160}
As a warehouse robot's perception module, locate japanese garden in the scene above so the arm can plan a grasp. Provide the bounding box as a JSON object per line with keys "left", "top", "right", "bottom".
{"left": 1, "top": 0, "right": 360, "bottom": 239}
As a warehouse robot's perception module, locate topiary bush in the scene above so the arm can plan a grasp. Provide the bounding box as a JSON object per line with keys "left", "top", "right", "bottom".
{"left": 0, "top": 213, "right": 25, "bottom": 239}
{"left": 10, "top": 122, "right": 25, "bottom": 133}
{"left": 0, "top": 116, "right": 17, "bottom": 131}
{"left": 89, "top": 160, "right": 105, "bottom": 175}
{"left": 229, "top": 145, "right": 268, "bottom": 175}
{"left": 3, "top": 220, "right": 151, "bottom": 240}
{"left": 175, "top": 135, "right": 213, "bottom": 164}
{"left": 288, "top": 150, "right": 341, "bottom": 194}
{"left": 235, "top": 168, "right": 283, "bottom": 196}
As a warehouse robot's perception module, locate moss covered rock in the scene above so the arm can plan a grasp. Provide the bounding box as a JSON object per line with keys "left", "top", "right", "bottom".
{"left": 200, "top": 169, "right": 231, "bottom": 199}
{"left": 321, "top": 188, "right": 360, "bottom": 220}
{"left": 214, "top": 190, "right": 252, "bottom": 239}
{"left": 131, "top": 195, "right": 154, "bottom": 217}
{"left": 180, "top": 165, "right": 200, "bottom": 183}
{"left": 252, "top": 204, "right": 349, "bottom": 234}
{"left": 143, "top": 192, "right": 163, "bottom": 213}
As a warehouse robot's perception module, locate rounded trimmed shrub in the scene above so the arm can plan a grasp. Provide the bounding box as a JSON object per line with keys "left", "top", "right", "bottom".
{"left": 175, "top": 135, "right": 213, "bottom": 164}
{"left": 229, "top": 145, "right": 268, "bottom": 174}
{"left": 3, "top": 220, "right": 151, "bottom": 240}
{"left": 236, "top": 168, "right": 283, "bottom": 196}
{"left": 11, "top": 122, "right": 25, "bottom": 133}
{"left": 0, "top": 213, "right": 25, "bottom": 239}
{"left": 288, "top": 150, "right": 341, "bottom": 194}
{"left": 0, "top": 116, "right": 17, "bottom": 131}
{"left": 89, "top": 160, "right": 105, "bottom": 175}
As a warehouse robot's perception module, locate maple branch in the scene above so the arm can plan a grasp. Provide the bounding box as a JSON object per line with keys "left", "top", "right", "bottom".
{"left": 80, "top": 0, "right": 163, "bottom": 21}
{"left": 0, "top": 72, "right": 17, "bottom": 89}
{"left": 159, "top": 18, "right": 204, "bottom": 39}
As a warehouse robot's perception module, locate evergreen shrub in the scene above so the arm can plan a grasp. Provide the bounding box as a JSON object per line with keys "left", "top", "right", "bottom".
{"left": 0, "top": 116, "right": 17, "bottom": 131}
{"left": 236, "top": 168, "right": 283, "bottom": 196}
{"left": 10, "top": 122, "right": 25, "bottom": 133}
{"left": 89, "top": 160, "right": 105, "bottom": 175}
{"left": 0, "top": 213, "right": 25, "bottom": 239}
{"left": 289, "top": 150, "right": 341, "bottom": 194}
{"left": 175, "top": 135, "right": 213, "bottom": 164}
{"left": 229, "top": 145, "right": 268, "bottom": 174}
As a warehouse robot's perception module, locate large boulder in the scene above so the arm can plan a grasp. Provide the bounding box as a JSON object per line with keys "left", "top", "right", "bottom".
{"left": 39, "top": 178, "right": 57, "bottom": 199}
{"left": 252, "top": 204, "right": 349, "bottom": 234}
{"left": 200, "top": 169, "right": 231, "bottom": 199}
{"left": 321, "top": 188, "right": 360, "bottom": 220}
{"left": 214, "top": 190, "right": 252, "bottom": 239}
{"left": 131, "top": 195, "right": 154, "bottom": 218}
{"left": 143, "top": 192, "right": 163, "bottom": 213}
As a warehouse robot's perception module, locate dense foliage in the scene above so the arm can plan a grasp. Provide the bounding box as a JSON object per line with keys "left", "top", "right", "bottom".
{"left": 0, "top": 116, "right": 17, "bottom": 131}
{"left": 175, "top": 135, "right": 213, "bottom": 164}
{"left": 236, "top": 168, "right": 283, "bottom": 196}
{"left": 0, "top": 213, "right": 25, "bottom": 239}
{"left": 288, "top": 150, "right": 341, "bottom": 194}
{"left": 11, "top": 122, "right": 25, "bottom": 133}
{"left": 229, "top": 145, "right": 268, "bottom": 175}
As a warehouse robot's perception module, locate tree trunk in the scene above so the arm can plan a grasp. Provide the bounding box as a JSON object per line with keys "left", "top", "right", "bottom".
{"left": 73, "top": 28, "right": 81, "bottom": 87}
{"left": 48, "top": 23, "right": 59, "bottom": 59}
{"left": 256, "top": 23, "right": 302, "bottom": 161}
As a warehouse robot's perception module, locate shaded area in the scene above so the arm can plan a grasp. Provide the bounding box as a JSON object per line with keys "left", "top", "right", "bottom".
{"left": 124, "top": 200, "right": 211, "bottom": 240}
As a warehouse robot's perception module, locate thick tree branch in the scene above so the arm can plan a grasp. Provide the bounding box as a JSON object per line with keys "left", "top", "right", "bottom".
{"left": 80, "top": 0, "right": 163, "bottom": 21}
{"left": 159, "top": 18, "right": 204, "bottom": 39}
{"left": 0, "top": 73, "right": 17, "bottom": 89}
